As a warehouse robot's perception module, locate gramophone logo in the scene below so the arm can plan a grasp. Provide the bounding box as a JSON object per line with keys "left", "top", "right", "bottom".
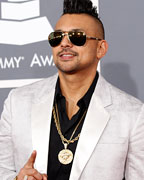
{"left": 0, "top": 0, "right": 53, "bottom": 45}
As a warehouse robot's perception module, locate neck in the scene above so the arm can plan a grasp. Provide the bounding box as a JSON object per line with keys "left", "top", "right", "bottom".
{"left": 59, "top": 71, "right": 97, "bottom": 100}
{"left": 58, "top": 69, "right": 97, "bottom": 119}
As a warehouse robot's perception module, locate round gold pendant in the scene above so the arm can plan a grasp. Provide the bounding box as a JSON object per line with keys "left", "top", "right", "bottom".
{"left": 58, "top": 149, "right": 73, "bottom": 165}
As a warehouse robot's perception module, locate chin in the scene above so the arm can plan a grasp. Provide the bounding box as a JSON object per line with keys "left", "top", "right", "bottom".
{"left": 59, "top": 68, "right": 78, "bottom": 74}
{"left": 56, "top": 64, "right": 79, "bottom": 74}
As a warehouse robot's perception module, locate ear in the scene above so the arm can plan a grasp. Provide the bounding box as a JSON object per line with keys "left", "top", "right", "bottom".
{"left": 96, "top": 40, "right": 108, "bottom": 60}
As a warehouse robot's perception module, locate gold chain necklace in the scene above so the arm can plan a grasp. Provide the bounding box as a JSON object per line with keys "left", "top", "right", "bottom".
{"left": 52, "top": 102, "right": 87, "bottom": 165}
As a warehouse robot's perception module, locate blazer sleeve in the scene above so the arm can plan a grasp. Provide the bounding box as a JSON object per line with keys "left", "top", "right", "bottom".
{"left": 0, "top": 90, "right": 17, "bottom": 180}
{"left": 125, "top": 105, "right": 144, "bottom": 179}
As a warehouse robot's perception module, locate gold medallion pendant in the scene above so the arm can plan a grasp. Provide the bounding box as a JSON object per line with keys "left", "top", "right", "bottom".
{"left": 53, "top": 103, "right": 87, "bottom": 165}
{"left": 58, "top": 148, "right": 73, "bottom": 165}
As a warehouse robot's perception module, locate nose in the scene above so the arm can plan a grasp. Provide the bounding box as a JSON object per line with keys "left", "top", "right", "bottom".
{"left": 60, "top": 33, "right": 73, "bottom": 48}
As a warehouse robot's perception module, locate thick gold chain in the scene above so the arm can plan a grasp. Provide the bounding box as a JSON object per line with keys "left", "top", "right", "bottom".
{"left": 52, "top": 103, "right": 87, "bottom": 145}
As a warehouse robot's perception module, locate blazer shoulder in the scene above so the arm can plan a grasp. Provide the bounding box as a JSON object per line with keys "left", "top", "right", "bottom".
{"left": 110, "top": 82, "right": 142, "bottom": 105}
{"left": 97, "top": 74, "right": 143, "bottom": 109}
{"left": 106, "top": 81, "right": 144, "bottom": 117}
{"left": 9, "top": 73, "right": 58, "bottom": 99}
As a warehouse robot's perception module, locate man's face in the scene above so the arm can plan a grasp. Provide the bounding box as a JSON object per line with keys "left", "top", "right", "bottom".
{"left": 52, "top": 14, "right": 103, "bottom": 74}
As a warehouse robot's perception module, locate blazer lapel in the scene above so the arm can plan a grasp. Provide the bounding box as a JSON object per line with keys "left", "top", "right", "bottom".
{"left": 69, "top": 74, "right": 112, "bottom": 180}
{"left": 31, "top": 75, "right": 57, "bottom": 173}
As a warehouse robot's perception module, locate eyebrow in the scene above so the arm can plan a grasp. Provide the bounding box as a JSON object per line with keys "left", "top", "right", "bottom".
{"left": 54, "top": 28, "right": 85, "bottom": 32}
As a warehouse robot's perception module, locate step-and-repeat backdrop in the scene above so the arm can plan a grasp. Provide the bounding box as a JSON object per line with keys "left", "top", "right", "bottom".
{"left": 0, "top": 0, "right": 63, "bottom": 113}
{"left": 0, "top": 0, "right": 143, "bottom": 115}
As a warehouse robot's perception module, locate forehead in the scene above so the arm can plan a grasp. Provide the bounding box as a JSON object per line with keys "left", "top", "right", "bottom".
{"left": 55, "top": 14, "right": 98, "bottom": 34}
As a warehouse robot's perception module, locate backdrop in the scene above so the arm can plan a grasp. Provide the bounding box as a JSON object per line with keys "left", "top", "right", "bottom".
{"left": 0, "top": 0, "right": 143, "bottom": 115}
{"left": 100, "top": 0, "right": 144, "bottom": 102}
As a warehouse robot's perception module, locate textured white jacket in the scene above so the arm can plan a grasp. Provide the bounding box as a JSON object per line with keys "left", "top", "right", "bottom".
{"left": 0, "top": 73, "right": 144, "bottom": 180}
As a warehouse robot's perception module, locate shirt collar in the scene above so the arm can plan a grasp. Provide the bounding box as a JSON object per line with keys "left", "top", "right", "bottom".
{"left": 55, "top": 72, "right": 99, "bottom": 108}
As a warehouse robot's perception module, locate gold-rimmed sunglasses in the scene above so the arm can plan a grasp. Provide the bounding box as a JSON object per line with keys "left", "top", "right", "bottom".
{"left": 48, "top": 30, "right": 102, "bottom": 47}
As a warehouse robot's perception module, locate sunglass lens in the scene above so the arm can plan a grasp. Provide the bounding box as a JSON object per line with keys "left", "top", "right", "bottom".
{"left": 69, "top": 31, "right": 86, "bottom": 46}
{"left": 48, "top": 32, "right": 62, "bottom": 47}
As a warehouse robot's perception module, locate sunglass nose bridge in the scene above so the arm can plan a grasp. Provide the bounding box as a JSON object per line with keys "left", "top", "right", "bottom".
{"left": 61, "top": 31, "right": 72, "bottom": 44}
{"left": 62, "top": 31, "right": 69, "bottom": 37}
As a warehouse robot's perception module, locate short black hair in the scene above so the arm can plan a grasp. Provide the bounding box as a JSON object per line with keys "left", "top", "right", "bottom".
{"left": 63, "top": 0, "right": 105, "bottom": 39}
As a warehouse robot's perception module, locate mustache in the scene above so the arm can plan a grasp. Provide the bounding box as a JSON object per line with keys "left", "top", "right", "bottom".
{"left": 57, "top": 49, "right": 79, "bottom": 56}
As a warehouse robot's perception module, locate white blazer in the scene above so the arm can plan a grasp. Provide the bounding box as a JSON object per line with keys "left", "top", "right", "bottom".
{"left": 0, "top": 73, "right": 144, "bottom": 180}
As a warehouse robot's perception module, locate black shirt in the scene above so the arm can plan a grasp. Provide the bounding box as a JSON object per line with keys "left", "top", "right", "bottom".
{"left": 47, "top": 72, "right": 99, "bottom": 180}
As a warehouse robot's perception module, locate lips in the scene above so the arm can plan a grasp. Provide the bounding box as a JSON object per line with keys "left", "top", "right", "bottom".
{"left": 59, "top": 53, "right": 76, "bottom": 60}
{"left": 59, "top": 52, "right": 75, "bottom": 56}
{"left": 60, "top": 54, "right": 74, "bottom": 57}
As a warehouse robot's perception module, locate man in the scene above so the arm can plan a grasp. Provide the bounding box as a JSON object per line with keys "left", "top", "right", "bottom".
{"left": 0, "top": 0, "right": 144, "bottom": 179}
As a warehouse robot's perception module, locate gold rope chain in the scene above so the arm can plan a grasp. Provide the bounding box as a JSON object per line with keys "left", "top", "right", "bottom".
{"left": 52, "top": 103, "right": 87, "bottom": 145}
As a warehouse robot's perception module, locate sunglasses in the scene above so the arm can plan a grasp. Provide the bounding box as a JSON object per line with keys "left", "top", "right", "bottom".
{"left": 48, "top": 30, "right": 102, "bottom": 47}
